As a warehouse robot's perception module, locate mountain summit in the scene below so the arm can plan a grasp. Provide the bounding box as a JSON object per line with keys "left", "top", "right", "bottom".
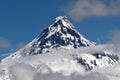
{"left": 17, "top": 16, "right": 95, "bottom": 55}
{"left": 1, "top": 16, "right": 119, "bottom": 79}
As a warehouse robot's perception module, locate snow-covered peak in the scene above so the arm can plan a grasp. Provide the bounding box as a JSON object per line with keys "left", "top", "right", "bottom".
{"left": 8, "top": 16, "right": 95, "bottom": 56}
{"left": 51, "top": 16, "right": 73, "bottom": 28}
{"left": 24, "top": 16, "right": 95, "bottom": 55}
{"left": 1, "top": 16, "right": 120, "bottom": 80}
{"left": 54, "top": 16, "right": 66, "bottom": 21}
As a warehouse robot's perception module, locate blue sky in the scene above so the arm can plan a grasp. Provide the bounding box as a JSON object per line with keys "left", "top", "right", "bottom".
{"left": 0, "top": 0, "right": 120, "bottom": 55}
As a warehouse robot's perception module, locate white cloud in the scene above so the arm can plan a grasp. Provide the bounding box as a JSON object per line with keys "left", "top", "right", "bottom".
{"left": 65, "top": 0, "right": 120, "bottom": 21}
{"left": 9, "top": 42, "right": 26, "bottom": 52}
{"left": 8, "top": 62, "right": 108, "bottom": 80}
{"left": 9, "top": 63, "right": 35, "bottom": 80}
{"left": 108, "top": 30, "right": 120, "bottom": 56}
{"left": 0, "top": 37, "right": 11, "bottom": 48}
{"left": 16, "top": 42, "right": 26, "bottom": 49}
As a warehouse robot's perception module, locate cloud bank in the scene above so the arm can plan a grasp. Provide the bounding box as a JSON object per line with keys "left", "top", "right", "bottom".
{"left": 8, "top": 63, "right": 108, "bottom": 80}
{"left": 65, "top": 0, "right": 120, "bottom": 20}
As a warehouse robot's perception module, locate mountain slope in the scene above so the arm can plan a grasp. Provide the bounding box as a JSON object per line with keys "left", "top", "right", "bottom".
{"left": 13, "top": 16, "right": 95, "bottom": 57}
{"left": 0, "top": 16, "right": 120, "bottom": 80}
{"left": 2, "top": 16, "right": 119, "bottom": 68}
